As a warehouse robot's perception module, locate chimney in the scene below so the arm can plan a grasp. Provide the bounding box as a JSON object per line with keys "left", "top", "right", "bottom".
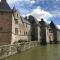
{"left": 25, "top": 16, "right": 27, "bottom": 20}
{"left": 41, "top": 18, "right": 44, "bottom": 21}
{"left": 1, "top": 0, "right": 6, "bottom": 3}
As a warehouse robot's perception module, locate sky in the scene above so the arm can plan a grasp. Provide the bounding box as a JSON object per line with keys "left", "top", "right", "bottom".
{"left": 5, "top": 0, "right": 60, "bottom": 29}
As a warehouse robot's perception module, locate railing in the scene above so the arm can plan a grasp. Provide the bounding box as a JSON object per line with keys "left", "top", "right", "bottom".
{"left": 0, "top": 41, "right": 38, "bottom": 59}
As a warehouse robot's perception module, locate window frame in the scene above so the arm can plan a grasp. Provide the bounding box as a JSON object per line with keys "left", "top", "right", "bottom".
{"left": 15, "top": 28, "right": 18, "bottom": 35}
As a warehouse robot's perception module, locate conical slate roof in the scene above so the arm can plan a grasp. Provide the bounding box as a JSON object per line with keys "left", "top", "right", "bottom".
{"left": 50, "top": 21, "right": 57, "bottom": 29}
{"left": 0, "top": 0, "right": 13, "bottom": 12}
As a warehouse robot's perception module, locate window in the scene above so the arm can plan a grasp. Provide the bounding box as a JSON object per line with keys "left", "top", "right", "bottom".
{"left": 24, "top": 31, "right": 25, "bottom": 35}
{"left": 17, "top": 14, "right": 18, "bottom": 17}
{"left": 24, "top": 31, "right": 27, "bottom": 35}
{"left": 15, "top": 19, "right": 18, "bottom": 24}
{"left": 15, "top": 28, "right": 18, "bottom": 35}
{"left": 20, "top": 30, "right": 21, "bottom": 35}
{"left": 49, "top": 29, "right": 53, "bottom": 33}
{"left": 26, "top": 32, "right": 27, "bottom": 35}
{"left": 49, "top": 29, "right": 51, "bottom": 31}
{"left": 26, "top": 24, "right": 27, "bottom": 27}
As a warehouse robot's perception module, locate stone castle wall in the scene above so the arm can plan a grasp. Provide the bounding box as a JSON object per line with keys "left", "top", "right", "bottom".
{"left": 0, "top": 12, "right": 12, "bottom": 45}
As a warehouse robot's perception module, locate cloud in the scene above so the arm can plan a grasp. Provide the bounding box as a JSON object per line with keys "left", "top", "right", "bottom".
{"left": 7, "top": 0, "right": 35, "bottom": 4}
{"left": 24, "top": 6, "right": 52, "bottom": 23}
{"left": 56, "top": 0, "right": 60, "bottom": 2}
{"left": 30, "top": 0, "right": 35, "bottom": 4}
{"left": 56, "top": 25, "right": 60, "bottom": 29}
{"left": 7, "top": 0, "right": 36, "bottom": 10}
{"left": 51, "top": 10, "right": 60, "bottom": 17}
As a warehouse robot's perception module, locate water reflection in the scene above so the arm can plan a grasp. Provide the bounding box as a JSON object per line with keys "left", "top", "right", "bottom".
{"left": 30, "top": 44, "right": 60, "bottom": 60}
{"left": 2, "top": 44, "right": 60, "bottom": 60}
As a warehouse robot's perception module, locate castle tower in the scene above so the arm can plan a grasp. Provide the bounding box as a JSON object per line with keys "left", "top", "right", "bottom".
{"left": 0, "top": 0, "right": 12, "bottom": 12}
{"left": 39, "top": 18, "right": 47, "bottom": 45}
{"left": 0, "top": 0, "right": 13, "bottom": 45}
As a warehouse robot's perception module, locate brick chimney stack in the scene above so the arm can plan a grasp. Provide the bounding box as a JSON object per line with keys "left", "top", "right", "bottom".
{"left": 41, "top": 18, "right": 44, "bottom": 21}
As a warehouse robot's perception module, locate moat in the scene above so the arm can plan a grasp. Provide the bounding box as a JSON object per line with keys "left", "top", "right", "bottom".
{"left": 2, "top": 44, "right": 60, "bottom": 60}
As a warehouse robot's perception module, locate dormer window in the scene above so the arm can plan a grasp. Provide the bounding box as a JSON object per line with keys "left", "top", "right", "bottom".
{"left": 15, "top": 19, "right": 18, "bottom": 24}
{"left": 49, "top": 29, "right": 53, "bottom": 33}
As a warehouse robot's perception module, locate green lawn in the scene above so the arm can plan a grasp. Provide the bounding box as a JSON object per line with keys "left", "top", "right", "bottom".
{"left": 1, "top": 44, "right": 60, "bottom": 60}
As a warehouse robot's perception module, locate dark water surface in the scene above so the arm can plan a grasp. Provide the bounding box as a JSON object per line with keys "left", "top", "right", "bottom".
{"left": 2, "top": 44, "right": 60, "bottom": 60}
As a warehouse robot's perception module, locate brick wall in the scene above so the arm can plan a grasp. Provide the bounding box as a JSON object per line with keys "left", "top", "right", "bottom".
{"left": 0, "top": 12, "right": 12, "bottom": 45}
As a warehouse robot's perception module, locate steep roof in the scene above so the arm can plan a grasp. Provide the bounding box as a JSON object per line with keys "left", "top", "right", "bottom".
{"left": 27, "top": 15, "right": 39, "bottom": 25}
{"left": 21, "top": 16, "right": 30, "bottom": 24}
{"left": 0, "top": 0, "right": 13, "bottom": 12}
{"left": 50, "top": 21, "right": 57, "bottom": 29}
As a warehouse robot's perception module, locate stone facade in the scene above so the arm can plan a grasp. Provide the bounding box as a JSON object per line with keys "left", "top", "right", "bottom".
{"left": 11, "top": 11, "right": 31, "bottom": 44}
{"left": 0, "top": 0, "right": 31, "bottom": 45}
{"left": 39, "top": 19, "right": 60, "bottom": 44}
{"left": 57, "top": 29, "right": 60, "bottom": 42}
{"left": 0, "top": 0, "right": 60, "bottom": 45}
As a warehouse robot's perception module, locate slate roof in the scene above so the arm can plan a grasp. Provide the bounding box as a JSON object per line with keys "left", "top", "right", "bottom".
{"left": 0, "top": 0, "right": 30, "bottom": 24}
{"left": 49, "top": 21, "right": 58, "bottom": 30}
{"left": 27, "top": 15, "right": 39, "bottom": 25}
{"left": 0, "top": 0, "right": 13, "bottom": 12}
{"left": 20, "top": 16, "right": 30, "bottom": 24}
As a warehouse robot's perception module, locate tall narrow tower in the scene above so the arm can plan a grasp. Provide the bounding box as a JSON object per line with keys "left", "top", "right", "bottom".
{"left": 39, "top": 18, "right": 47, "bottom": 45}
{"left": 0, "top": 0, "right": 13, "bottom": 45}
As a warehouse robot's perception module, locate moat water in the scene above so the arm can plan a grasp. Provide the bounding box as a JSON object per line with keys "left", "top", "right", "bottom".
{"left": 2, "top": 44, "right": 60, "bottom": 60}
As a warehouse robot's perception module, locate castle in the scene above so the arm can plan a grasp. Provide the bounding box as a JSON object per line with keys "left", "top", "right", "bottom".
{"left": 0, "top": 0, "right": 60, "bottom": 45}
